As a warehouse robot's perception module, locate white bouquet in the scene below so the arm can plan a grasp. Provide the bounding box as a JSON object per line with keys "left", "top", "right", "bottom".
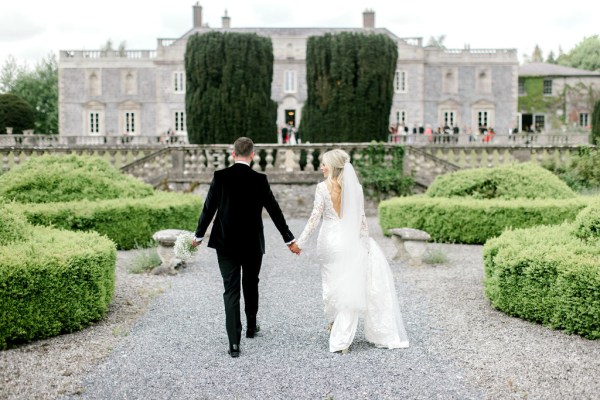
{"left": 173, "top": 232, "right": 199, "bottom": 261}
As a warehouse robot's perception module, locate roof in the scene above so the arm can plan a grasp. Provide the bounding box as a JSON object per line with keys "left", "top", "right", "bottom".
{"left": 519, "top": 62, "right": 600, "bottom": 77}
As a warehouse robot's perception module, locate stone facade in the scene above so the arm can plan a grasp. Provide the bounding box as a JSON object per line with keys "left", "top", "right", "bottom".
{"left": 518, "top": 63, "right": 600, "bottom": 132}
{"left": 58, "top": 5, "right": 519, "bottom": 139}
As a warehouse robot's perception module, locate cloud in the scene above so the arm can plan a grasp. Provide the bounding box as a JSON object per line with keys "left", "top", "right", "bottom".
{"left": 0, "top": 10, "right": 45, "bottom": 42}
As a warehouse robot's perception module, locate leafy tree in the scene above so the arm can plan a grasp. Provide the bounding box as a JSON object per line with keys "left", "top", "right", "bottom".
{"left": 9, "top": 53, "right": 58, "bottom": 134}
{"left": 546, "top": 50, "right": 556, "bottom": 64}
{"left": 300, "top": 32, "right": 398, "bottom": 142}
{"left": 532, "top": 44, "right": 544, "bottom": 62}
{"left": 185, "top": 32, "right": 277, "bottom": 144}
{"left": 0, "top": 93, "right": 35, "bottom": 134}
{"left": 0, "top": 55, "right": 25, "bottom": 94}
{"left": 558, "top": 35, "right": 600, "bottom": 72}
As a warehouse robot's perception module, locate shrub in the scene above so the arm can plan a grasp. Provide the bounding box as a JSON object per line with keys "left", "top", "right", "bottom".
{"left": 573, "top": 203, "right": 600, "bottom": 241}
{"left": 0, "top": 226, "right": 116, "bottom": 348}
{"left": 484, "top": 223, "right": 600, "bottom": 339}
{"left": 378, "top": 196, "right": 591, "bottom": 244}
{"left": 0, "top": 93, "right": 35, "bottom": 134}
{"left": 0, "top": 200, "right": 30, "bottom": 246}
{"left": 9, "top": 191, "right": 202, "bottom": 250}
{"left": 0, "top": 155, "right": 154, "bottom": 203}
{"left": 354, "top": 144, "right": 413, "bottom": 198}
{"left": 426, "top": 163, "right": 576, "bottom": 200}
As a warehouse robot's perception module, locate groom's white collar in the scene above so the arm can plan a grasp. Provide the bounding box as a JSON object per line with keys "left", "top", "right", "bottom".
{"left": 235, "top": 161, "right": 250, "bottom": 167}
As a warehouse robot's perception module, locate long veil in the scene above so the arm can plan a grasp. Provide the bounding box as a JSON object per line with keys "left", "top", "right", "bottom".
{"left": 330, "top": 161, "right": 368, "bottom": 312}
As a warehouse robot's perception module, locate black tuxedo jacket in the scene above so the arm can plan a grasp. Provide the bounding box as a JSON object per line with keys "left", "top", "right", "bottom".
{"left": 195, "top": 163, "right": 294, "bottom": 254}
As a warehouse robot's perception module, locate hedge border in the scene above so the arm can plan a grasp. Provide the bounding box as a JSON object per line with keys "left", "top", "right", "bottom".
{"left": 378, "top": 196, "right": 592, "bottom": 244}
{"left": 9, "top": 192, "right": 202, "bottom": 250}
{"left": 483, "top": 223, "right": 600, "bottom": 339}
{"left": 0, "top": 226, "right": 117, "bottom": 349}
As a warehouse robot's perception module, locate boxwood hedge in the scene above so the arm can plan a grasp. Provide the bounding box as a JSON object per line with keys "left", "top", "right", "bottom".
{"left": 0, "top": 200, "right": 30, "bottom": 246}
{"left": 426, "top": 163, "right": 576, "bottom": 200}
{"left": 0, "top": 155, "right": 154, "bottom": 203}
{"left": 0, "top": 225, "right": 117, "bottom": 349}
{"left": 9, "top": 191, "right": 202, "bottom": 250}
{"left": 378, "top": 196, "right": 591, "bottom": 244}
{"left": 484, "top": 222, "right": 600, "bottom": 339}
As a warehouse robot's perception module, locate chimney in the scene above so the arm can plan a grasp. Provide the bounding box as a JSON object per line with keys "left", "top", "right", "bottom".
{"left": 363, "top": 9, "right": 375, "bottom": 29}
{"left": 193, "top": 2, "right": 202, "bottom": 28}
{"left": 222, "top": 9, "right": 230, "bottom": 28}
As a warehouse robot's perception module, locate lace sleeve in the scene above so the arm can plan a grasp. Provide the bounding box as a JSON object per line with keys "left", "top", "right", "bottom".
{"left": 297, "top": 185, "right": 324, "bottom": 249}
{"left": 360, "top": 213, "right": 369, "bottom": 238}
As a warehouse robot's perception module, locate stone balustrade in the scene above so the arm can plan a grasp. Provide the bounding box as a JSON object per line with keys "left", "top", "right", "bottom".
{"left": 0, "top": 134, "right": 187, "bottom": 147}
{"left": 388, "top": 132, "right": 590, "bottom": 147}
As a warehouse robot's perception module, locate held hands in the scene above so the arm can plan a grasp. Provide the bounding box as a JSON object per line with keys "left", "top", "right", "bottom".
{"left": 288, "top": 241, "right": 301, "bottom": 256}
{"left": 191, "top": 239, "right": 201, "bottom": 248}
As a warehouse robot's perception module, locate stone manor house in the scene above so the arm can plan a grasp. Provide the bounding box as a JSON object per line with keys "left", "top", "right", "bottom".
{"left": 58, "top": 4, "right": 519, "bottom": 141}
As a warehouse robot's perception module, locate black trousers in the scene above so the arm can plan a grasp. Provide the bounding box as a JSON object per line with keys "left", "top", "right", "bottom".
{"left": 217, "top": 251, "right": 263, "bottom": 346}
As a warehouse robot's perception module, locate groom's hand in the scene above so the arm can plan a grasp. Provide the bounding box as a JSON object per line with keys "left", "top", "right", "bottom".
{"left": 192, "top": 239, "right": 201, "bottom": 248}
{"left": 288, "top": 242, "right": 301, "bottom": 255}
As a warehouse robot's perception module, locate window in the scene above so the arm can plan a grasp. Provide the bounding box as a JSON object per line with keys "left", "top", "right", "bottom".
{"left": 534, "top": 115, "right": 545, "bottom": 131}
{"left": 89, "top": 112, "right": 100, "bottom": 134}
{"left": 543, "top": 79, "right": 552, "bottom": 95}
{"left": 284, "top": 70, "right": 297, "bottom": 93}
{"left": 173, "top": 71, "right": 185, "bottom": 93}
{"left": 174, "top": 111, "right": 186, "bottom": 132}
{"left": 396, "top": 110, "right": 407, "bottom": 126}
{"left": 518, "top": 80, "right": 525, "bottom": 96}
{"left": 580, "top": 113, "right": 589, "bottom": 127}
{"left": 395, "top": 70, "right": 407, "bottom": 93}
{"left": 124, "top": 112, "right": 136, "bottom": 134}
{"left": 444, "top": 111, "right": 456, "bottom": 127}
{"left": 478, "top": 111, "right": 489, "bottom": 129}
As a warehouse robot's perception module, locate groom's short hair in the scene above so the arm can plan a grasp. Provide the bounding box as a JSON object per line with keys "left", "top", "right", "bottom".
{"left": 233, "top": 137, "right": 254, "bottom": 157}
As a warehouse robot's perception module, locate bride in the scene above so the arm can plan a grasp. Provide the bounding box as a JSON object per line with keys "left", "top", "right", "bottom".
{"left": 297, "top": 149, "right": 409, "bottom": 353}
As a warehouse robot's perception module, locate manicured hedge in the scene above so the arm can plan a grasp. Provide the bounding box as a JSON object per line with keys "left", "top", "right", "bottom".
{"left": 573, "top": 202, "right": 600, "bottom": 241}
{"left": 378, "top": 196, "right": 591, "bottom": 244}
{"left": 9, "top": 192, "right": 202, "bottom": 250}
{"left": 0, "top": 200, "right": 30, "bottom": 246}
{"left": 0, "top": 155, "right": 154, "bottom": 203}
{"left": 0, "top": 226, "right": 117, "bottom": 348}
{"left": 426, "top": 163, "right": 576, "bottom": 200}
{"left": 484, "top": 223, "right": 600, "bottom": 339}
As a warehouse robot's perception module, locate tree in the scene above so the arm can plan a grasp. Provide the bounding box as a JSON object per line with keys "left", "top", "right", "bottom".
{"left": 0, "top": 55, "right": 25, "bottom": 94}
{"left": 185, "top": 32, "right": 277, "bottom": 144}
{"left": 300, "top": 32, "right": 398, "bottom": 142}
{"left": 592, "top": 100, "right": 600, "bottom": 145}
{"left": 532, "top": 45, "right": 544, "bottom": 63}
{"left": 558, "top": 35, "right": 600, "bottom": 72}
{"left": 0, "top": 93, "right": 35, "bottom": 134}
{"left": 10, "top": 53, "right": 58, "bottom": 134}
{"left": 546, "top": 50, "right": 556, "bottom": 64}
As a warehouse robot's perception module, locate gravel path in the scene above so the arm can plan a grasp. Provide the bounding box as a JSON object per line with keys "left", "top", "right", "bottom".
{"left": 3, "top": 218, "right": 599, "bottom": 399}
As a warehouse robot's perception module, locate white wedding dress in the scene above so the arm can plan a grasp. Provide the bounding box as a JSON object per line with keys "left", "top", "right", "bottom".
{"left": 297, "top": 169, "right": 409, "bottom": 352}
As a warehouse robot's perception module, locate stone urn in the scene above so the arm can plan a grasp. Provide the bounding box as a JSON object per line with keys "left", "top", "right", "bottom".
{"left": 151, "top": 229, "right": 191, "bottom": 275}
{"left": 389, "top": 228, "right": 431, "bottom": 266}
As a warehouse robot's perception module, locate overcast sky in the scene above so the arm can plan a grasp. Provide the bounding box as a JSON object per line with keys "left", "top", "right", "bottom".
{"left": 0, "top": 0, "right": 598, "bottom": 68}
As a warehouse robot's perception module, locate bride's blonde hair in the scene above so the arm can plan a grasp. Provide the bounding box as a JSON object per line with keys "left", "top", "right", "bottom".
{"left": 322, "top": 149, "right": 350, "bottom": 188}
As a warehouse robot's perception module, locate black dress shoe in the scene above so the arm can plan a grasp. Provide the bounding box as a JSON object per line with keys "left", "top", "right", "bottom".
{"left": 246, "top": 324, "right": 261, "bottom": 338}
{"left": 228, "top": 344, "right": 240, "bottom": 358}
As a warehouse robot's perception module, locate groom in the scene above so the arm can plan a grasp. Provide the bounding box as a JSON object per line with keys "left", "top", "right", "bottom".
{"left": 192, "top": 137, "right": 300, "bottom": 358}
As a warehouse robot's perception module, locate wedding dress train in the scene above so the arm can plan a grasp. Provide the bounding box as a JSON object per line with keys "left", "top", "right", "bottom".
{"left": 297, "top": 176, "right": 409, "bottom": 352}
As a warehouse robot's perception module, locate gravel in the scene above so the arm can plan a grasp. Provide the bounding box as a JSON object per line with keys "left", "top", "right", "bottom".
{"left": 2, "top": 218, "right": 599, "bottom": 399}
